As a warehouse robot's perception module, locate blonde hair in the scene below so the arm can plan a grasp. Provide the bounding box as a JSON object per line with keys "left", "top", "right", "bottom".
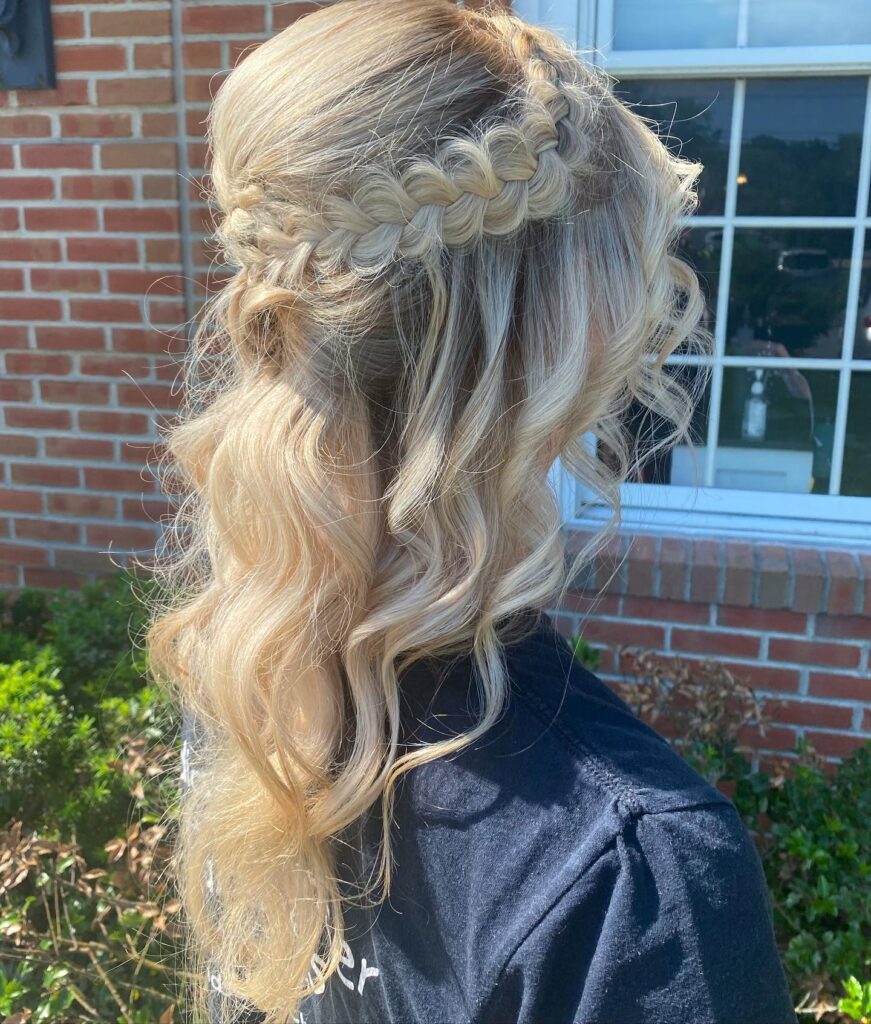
{"left": 144, "top": 2, "right": 707, "bottom": 1020}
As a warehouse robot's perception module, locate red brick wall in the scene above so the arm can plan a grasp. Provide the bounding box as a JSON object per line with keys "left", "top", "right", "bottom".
{"left": 556, "top": 533, "right": 870, "bottom": 764}
{"left": 1, "top": 0, "right": 868, "bottom": 763}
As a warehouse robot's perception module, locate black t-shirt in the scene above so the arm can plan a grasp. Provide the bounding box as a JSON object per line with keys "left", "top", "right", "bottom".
{"left": 207, "top": 610, "right": 797, "bottom": 1024}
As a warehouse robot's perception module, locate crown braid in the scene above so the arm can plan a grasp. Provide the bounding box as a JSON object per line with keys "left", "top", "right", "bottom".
{"left": 218, "top": 16, "right": 608, "bottom": 282}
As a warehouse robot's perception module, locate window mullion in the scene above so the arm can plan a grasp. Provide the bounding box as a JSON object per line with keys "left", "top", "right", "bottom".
{"left": 702, "top": 78, "right": 745, "bottom": 488}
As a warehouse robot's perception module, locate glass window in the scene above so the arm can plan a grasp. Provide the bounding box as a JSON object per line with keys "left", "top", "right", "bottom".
{"left": 737, "top": 78, "right": 865, "bottom": 217}
{"left": 615, "top": 80, "right": 734, "bottom": 215}
{"left": 748, "top": 0, "right": 871, "bottom": 47}
{"left": 727, "top": 229, "right": 852, "bottom": 360}
{"left": 612, "top": 0, "right": 739, "bottom": 50}
{"left": 842, "top": 372, "right": 871, "bottom": 496}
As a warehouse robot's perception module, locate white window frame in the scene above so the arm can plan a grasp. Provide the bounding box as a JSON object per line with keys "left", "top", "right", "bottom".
{"left": 518, "top": 0, "right": 871, "bottom": 544}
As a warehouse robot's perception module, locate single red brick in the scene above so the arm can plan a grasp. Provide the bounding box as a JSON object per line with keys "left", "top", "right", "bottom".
{"left": 809, "top": 672, "right": 869, "bottom": 702}
{"left": 717, "top": 606, "right": 808, "bottom": 635}
{"left": 34, "top": 326, "right": 105, "bottom": 350}
{"left": 23, "top": 567, "right": 84, "bottom": 589}
{"left": 185, "top": 73, "right": 225, "bottom": 103}
{"left": 6, "top": 352, "right": 72, "bottom": 375}
{"left": 117, "top": 382, "right": 180, "bottom": 408}
{"left": 48, "top": 492, "right": 116, "bottom": 518}
{"left": 671, "top": 628, "right": 761, "bottom": 659}
{"left": 31, "top": 267, "right": 102, "bottom": 292}
{"left": 583, "top": 619, "right": 664, "bottom": 649}
{"left": 0, "top": 435, "right": 38, "bottom": 457}
{"left": 112, "top": 327, "right": 185, "bottom": 354}
{"left": 142, "top": 174, "right": 178, "bottom": 200}
{"left": 20, "top": 143, "right": 93, "bottom": 169}
{"left": 79, "top": 410, "right": 150, "bottom": 434}
{"left": 16, "top": 80, "right": 90, "bottom": 107}
{"left": 803, "top": 731, "right": 866, "bottom": 759}
{"left": 0, "top": 489, "right": 43, "bottom": 513}
{"left": 86, "top": 524, "right": 158, "bottom": 548}
{"left": 92, "top": 8, "right": 172, "bottom": 35}
{"left": 69, "top": 298, "right": 142, "bottom": 323}
{"left": 0, "top": 114, "right": 52, "bottom": 137}
{"left": 123, "top": 496, "right": 173, "bottom": 522}
{"left": 815, "top": 613, "right": 869, "bottom": 639}
{"left": 108, "top": 270, "right": 185, "bottom": 297}
{"left": 622, "top": 596, "right": 709, "bottom": 624}
{"left": 736, "top": 723, "right": 798, "bottom": 752}
{"left": 55, "top": 44, "right": 127, "bottom": 73}
{"left": 757, "top": 544, "right": 789, "bottom": 609}
{"left": 45, "top": 436, "right": 114, "bottom": 460}
{"left": 0, "top": 175, "right": 55, "bottom": 200}
{"left": 5, "top": 407, "right": 72, "bottom": 430}
{"left": 0, "top": 543, "right": 49, "bottom": 567}
{"left": 11, "top": 463, "right": 80, "bottom": 488}
{"left": 689, "top": 538, "right": 721, "bottom": 603}
{"left": 25, "top": 207, "right": 98, "bottom": 232}
{"left": 0, "top": 267, "right": 23, "bottom": 289}
{"left": 141, "top": 113, "right": 177, "bottom": 136}
{"left": 134, "top": 42, "right": 173, "bottom": 70}
{"left": 61, "top": 112, "right": 132, "bottom": 137}
{"left": 51, "top": 9, "right": 84, "bottom": 36}
{"left": 97, "top": 78, "right": 174, "bottom": 106}
{"left": 769, "top": 636, "right": 860, "bottom": 669}
{"left": 41, "top": 380, "right": 111, "bottom": 405}
{"left": 625, "top": 534, "right": 657, "bottom": 597}
{"left": 104, "top": 207, "right": 179, "bottom": 233}
{"left": 0, "top": 297, "right": 62, "bottom": 321}
{"left": 15, "top": 517, "right": 80, "bottom": 544}
{"left": 793, "top": 546, "right": 826, "bottom": 613}
{"left": 187, "top": 140, "right": 209, "bottom": 170}
{"left": 100, "top": 142, "right": 176, "bottom": 169}
{"left": 146, "top": 298, "right": 186, "bottom": 324}
{"left": 0, "top": 379, "right": 31, "bottom": 402}
{"left": 826, "top": 550, "right": 860, "bottom": 616}
{"left": 562, "top": 591, "right": 622, "bottom": 617}
{"left": 183, "top": 40, "right": 222, "bottom": 67}
{"left": 659, "top": 536, "right": 690, "bottom": 601}
{"left": 724, "top": 541, "right": 754, "bottom": 607}
{"left": 62, "top": 174, "right": 134, "bottom": 200}
{"left": 272, "top": 3, "right": 321, "bottom": 31}
{"left": 144, "top": 237, "right": 182, "bottom": 263}
{"left": 84, "top": 467, "right": 155, "bottom": 492}
{"left": 54, "top": 547, "right": 118, "bottom": 575}
{"left": 183, "top": 5, "right": 265, "bottom": 33}
{"left": 67, "top": 237, "right": 138, "bottom": 262}
{"left": 776, "top": 701, "right": 853, "bottom": 729}
{"left": 0, "top": 238, "right": 61, "bottom": 261}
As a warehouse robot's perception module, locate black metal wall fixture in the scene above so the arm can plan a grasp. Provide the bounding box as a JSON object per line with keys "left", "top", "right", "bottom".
{"left": 0, "top": 0, "right": 55, "bottom": 90}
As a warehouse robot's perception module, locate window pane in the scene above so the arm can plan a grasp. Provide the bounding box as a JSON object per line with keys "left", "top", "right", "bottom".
{"left": 713, "top": 367, "right": 838, "bottom": 493}
{"left": 677, "top": 226, "right": 722, "bottom": 343}
{"left": 842, "top": 372, "right": 871, "bottom": 496}
{"left": 614, "top": 79, "right": 733, "bottom": 215}
{"left": 737, "top": 78, "right": 866, "bottom": 217}
{"left": 727, "top": 229, "right": 852, "bottom": 359}
{"left": 748, "top": 0, "right": 871, "bottom": 46}
{"left": 613, "top": 0, "right": 738, "bottom": 50}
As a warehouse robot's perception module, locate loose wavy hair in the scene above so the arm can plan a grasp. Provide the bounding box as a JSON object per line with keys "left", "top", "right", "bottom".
{"left": 144, "top": 2, "right": 708, "bottom": 1021}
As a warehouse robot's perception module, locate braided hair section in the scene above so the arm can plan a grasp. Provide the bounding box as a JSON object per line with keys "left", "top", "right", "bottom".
{"left": 218, "top": 17, "right": 611, "bottom": 282}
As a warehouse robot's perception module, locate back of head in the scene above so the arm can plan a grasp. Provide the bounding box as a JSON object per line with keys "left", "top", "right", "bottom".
{"left": 144, "top": 2, "right": 707, "bottom": 1020}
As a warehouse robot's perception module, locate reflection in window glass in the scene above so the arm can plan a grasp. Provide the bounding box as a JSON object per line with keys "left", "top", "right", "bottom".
{"left": 727, "top": 229, "right": 852, "bottom": 359}
{"left": 737, "top": 78, "right": 866, "bottom": 217}
{"left": 614, "top": 80, "right": 733, "bottom": 215}
{"left": 714, "top": 368, "right": 838, "bottom": 494}
{"left": 677, "top": 227, "right": 722, "bottom": 339}
{"left": 599, "top": 366, "right": 710, "bottom": 485}
{"left": 613, "top": 0, "right": 738, "bottom": 50}
{"left": 842, "top": 373, "right": 871, "bottom": 496}
{"left": 748, "top": 0, "right": 871, "bottom": 46}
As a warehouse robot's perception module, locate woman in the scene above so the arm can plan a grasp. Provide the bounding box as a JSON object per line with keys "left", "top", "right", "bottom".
{"left": 145, "top": 2, "right": 797, "bottom": 1022}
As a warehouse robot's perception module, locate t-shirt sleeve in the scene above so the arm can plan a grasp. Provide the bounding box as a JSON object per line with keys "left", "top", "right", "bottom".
{"left": 481, "top": 801, "right": 798, "bottom": 1024}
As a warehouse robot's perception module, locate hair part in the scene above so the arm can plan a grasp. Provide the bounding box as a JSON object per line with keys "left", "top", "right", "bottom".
{"left": 143, "top": 2, "right": 708, "bottom": 1021}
